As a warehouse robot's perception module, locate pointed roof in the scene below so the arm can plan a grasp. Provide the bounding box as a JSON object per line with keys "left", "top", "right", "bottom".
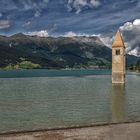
{"left": 112, "top": 30, "right": 125, "bottom": 48}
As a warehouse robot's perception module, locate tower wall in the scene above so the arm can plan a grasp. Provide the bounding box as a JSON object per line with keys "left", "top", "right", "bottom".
{"left": 112, "top": 32, "right": 125, "bottom": 84}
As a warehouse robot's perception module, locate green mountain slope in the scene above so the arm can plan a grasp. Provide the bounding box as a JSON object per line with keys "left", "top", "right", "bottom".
{"left": 0, "top": 33, "right": 139, "bottom": 69}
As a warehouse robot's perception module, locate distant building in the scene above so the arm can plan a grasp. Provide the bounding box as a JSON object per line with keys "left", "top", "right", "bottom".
{"left": 112, "top": 30, "right": 125, "bottom": 84}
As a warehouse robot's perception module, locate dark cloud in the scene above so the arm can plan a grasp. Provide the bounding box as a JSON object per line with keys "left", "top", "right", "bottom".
{"left": 0, "top": 0, "right": 49, "bottom": 12}
{"left": 67, "top": 0, "right": 101, "bottom": 14}
{"left": 0, "top": 20, "right": 10, "bottom": 29}
{"left": 0, "top": 0, "right": 140, "bottom": 36}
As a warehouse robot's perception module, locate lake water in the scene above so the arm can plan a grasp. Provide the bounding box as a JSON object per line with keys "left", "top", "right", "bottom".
{"left": 0, "top": 69, "right": 140, "bottom": 133}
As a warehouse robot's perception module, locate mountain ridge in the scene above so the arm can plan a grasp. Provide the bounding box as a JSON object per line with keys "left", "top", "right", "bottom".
{"left": 0, "top": 33, "right": 139, "bottom": 69}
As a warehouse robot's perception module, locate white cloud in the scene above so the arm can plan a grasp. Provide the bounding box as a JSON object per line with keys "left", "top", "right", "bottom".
{"left": 120, "top": 19, "right": 140, "bottom": 56}
{"left": 22, "top": 21, "right": 31, "bottom": 27}
{"left": 99, "top": 35, "right": 113, "bottom": 47}
{"left": 120, "top": 19, "right": 140, "bottom": 31}
{"left": 64, "top": 31, "right": 96, "bottom": 37}
{"left": 0, "top": 20, "right": 10, "bottom": 29}
{"left": 127, "top": 46, "right": 139, "bottom": 56}
{"left": 74, "top": 0, "right": 88, "bottom": 13}
{"left": 64, "top": 31, "right": 77, "bottom": 37}
{"left": 25, "top": 30, "right": 49, "bottom": 37}
{"left": 133, "top": 19, "right": 140, "bottom": 26}
{"left": 67, "top": 0, "right": 101, "bottom": 14}
{"left": 34, "top": 11, "right": 41, "bottom": 17}
{"left": 64, "top": 31, "right": 113, "bottom": 48}
{"left": 90, "top": 0, "right": 101, "bottom": 8}
{"left": 120, "top": 22, "right": 133, "bottom": 31}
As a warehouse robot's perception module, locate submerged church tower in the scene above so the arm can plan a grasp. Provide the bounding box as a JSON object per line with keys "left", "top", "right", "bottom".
{"left": 112, "top": 30, "right": 125, "bottom": 84}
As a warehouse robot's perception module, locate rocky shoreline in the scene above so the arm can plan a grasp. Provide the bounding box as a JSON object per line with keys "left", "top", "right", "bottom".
{"left": 1, "top": 122, "right": 140, "bottom": 140}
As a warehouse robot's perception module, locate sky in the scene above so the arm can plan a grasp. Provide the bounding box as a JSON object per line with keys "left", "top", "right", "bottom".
{"left": 0, "top": 0, "right": 140, "bottom": 36}
{"left": 0, "top": 0, "right": 140, "bottom": 55}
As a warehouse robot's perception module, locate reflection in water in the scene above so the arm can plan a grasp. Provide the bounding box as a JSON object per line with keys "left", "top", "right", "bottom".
{"left": 112, "top": 84, "right": 126, "bottom": 123}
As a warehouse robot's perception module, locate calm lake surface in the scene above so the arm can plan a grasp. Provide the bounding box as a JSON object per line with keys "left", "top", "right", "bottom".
{"left": 0, "top": 69, "right": 140, "bottom": 133}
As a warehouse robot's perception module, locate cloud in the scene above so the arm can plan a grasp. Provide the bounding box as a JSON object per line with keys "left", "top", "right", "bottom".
{"left": 64, "top": 24, "right": 140, "bottom": 57}
{"left": 90, "top": 0, "right": 101, "bottom": 8}
{"left": 120, "top": 19, "right": 140, "bottom": 31}
{"left": 67, "top": 0, "right": 101, "bottom": 14}
{"left": 22, "top": 21, "right": 31, "bottom": 27}
{"left": 25, "top": 30, "right": 49, "bottom": 37}
{"left": 99, "top": 35, "right": 113, "bottom": 47}
{"left": 82, "top": 18, "right": 140, "bottom": 56}
{"left": 0, "top": 20, "right": 10, "bottom": 29}
{"left": 97, "top": 19, "right": 140, "bottom": 56}
{"left": 34, "top": 11, "right": 41, "bottom": 17}
{"left": 0, "top": 13, "right": 3, "bottom": 18}
{"left": 64, "top": 31, "right": 113, "bottom": 48}
{"left": 1, "top": 0, "right": 140, "bottom": 35}
{"left": 64, "top": 31, "right": 77, "bottom": 37}
{"left": 133, "top": 19, "right": 140, "bottom": 26}
{"left": 120, "top": 19, "right": 140, "bottom": 56}
{"left": 119, "top": 19, "right": 140, "bottom": 31}
{"left": 120, "top": 22, "right": 133, "bottom": 31}
{"left": 0, "top": 0, "right": 50, "bottom": 12}
{"left": 43, "top": 0, "right": 49, "bottom": 3}
{"left": 64, "top": 31, "right": 96, "bottom": 37}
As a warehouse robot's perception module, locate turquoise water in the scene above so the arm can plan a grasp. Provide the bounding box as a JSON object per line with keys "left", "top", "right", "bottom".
{"left": 0, "top": 70, "right": 140, "bottom": 133}
{"left": 0, "top": 69, "right": 111, "bottom": 78}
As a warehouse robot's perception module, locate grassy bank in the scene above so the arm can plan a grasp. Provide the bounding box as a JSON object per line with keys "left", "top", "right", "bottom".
{"left": 2, "top": 61, "right": 41, "bottom": 70}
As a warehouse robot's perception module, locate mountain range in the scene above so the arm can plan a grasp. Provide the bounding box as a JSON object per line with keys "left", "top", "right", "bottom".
{"left": 1, "top": 0, "right": 140, "bottom": 60}
{"left": 0, "top": 33, "right": 139, "bottom": 69}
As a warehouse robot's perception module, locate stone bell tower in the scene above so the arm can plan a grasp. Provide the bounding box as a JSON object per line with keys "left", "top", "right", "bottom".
{"left": 112, "top": 30, "right": 125, "bottom": 84}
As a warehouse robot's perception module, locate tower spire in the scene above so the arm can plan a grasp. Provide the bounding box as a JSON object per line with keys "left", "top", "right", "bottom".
{"left": 112, "top": 30, "right": 125, "bottom": 48}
